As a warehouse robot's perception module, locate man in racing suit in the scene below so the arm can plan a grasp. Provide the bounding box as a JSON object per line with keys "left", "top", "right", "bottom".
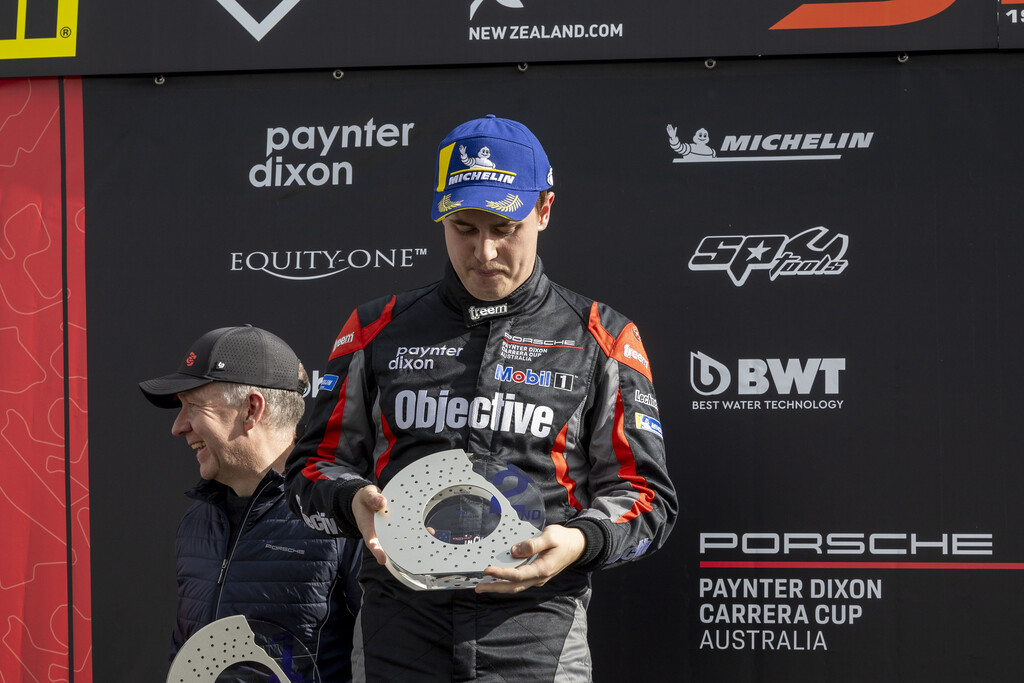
{"left": 285, "top": 115, "right": 677, "bottom": 682}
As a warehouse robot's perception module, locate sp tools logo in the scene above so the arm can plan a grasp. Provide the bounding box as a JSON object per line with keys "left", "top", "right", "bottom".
{"left": 667, "top": 126, "right": 873, "bottom": 163}
{"left": 0, "top": 0, "right": 78, "bottom": 59}
{"left": 689, "top": 227, "right": 848, "bottom": 287}
{"left": 216, "top": 0, "right": 301, "bottom": 41}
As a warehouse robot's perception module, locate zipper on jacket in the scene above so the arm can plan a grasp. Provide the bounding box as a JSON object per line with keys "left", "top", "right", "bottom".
{"left": 214, "top": 478, "right": 274, "bottom": 618}
{"left": 216, "top": 559, "right": 228, "bottom": 586}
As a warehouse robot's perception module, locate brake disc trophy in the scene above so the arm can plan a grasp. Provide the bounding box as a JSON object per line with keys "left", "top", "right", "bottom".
{"left": 167, "top": 614, "right": 318, "bottom": 682}
{"left": 374, "top": 449, "right": 546, "bottom": 590}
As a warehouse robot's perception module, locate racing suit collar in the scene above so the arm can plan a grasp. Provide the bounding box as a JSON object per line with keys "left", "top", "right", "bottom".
{"left": 443, "top": 256, "right": 548, "bottom": 327}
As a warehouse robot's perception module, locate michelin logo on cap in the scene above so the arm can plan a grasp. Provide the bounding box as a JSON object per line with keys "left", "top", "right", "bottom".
{"left": 461, "top": 145, "right": 495, "bottom": 169}
{"left": 442, "top": 142, "right": 520, "bottom": 189}
{"left": 432, "top": 115, "right": 553, "bottom": 222}
{"left": 445, "top": 144, "right": 517, "bottom": 186}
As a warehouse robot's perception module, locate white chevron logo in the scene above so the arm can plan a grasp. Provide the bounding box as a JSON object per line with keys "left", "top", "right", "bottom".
{"left": 216, "top": 0, "right": 302, "bottom": 41}
{"left": 470, "top": 0, "right": 524, "bottom": 20}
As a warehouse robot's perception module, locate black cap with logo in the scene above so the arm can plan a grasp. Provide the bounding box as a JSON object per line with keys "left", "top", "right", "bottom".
{"left": 139, "top": 325, "right": 303, "bottom": 408}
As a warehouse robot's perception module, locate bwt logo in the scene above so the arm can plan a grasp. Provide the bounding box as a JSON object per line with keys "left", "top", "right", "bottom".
{"left": 689, "top": 226, "right": 848, "bottom": 286}
{"left": 690, "top": 351, "right": 845, "bottom": 396}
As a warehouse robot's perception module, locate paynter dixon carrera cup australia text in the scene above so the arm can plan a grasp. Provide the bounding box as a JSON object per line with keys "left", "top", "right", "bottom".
{"left": 698, "top": 531, "right": 994, "bottom": 650}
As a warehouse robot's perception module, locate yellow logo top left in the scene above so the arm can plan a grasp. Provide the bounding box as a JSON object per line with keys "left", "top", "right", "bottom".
{"left": 0, "top": 0, "right": 79, "bottom": 59}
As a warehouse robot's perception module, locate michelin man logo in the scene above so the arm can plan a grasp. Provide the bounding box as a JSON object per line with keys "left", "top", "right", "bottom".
{"left": 667, "top": 125, "right": 717, "bottom": 161}
{"left": 470, "top": 0, "right": 525, "bottom": 20}
{"left": 461, "top": 144, "right": 496, "bottom": 169}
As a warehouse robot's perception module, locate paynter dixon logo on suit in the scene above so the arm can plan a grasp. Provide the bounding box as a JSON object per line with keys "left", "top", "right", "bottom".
{"left": 666, "top": 126, "right": 873, "bottom": 163}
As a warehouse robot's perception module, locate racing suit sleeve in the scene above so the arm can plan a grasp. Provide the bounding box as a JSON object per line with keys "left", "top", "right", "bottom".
{"left": 284, "top": 297, "right": 396, "bottom": 539}
{"left": 563, "top": 303, "right": 678, "bottom": 571}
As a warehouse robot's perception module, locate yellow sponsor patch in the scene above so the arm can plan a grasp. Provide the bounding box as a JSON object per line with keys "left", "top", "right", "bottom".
{"left": 0, "top": 0, "right": 80, "bottom": 60}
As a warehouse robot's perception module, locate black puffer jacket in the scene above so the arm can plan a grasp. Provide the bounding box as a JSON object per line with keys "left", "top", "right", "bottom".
{"left": 171, "top": 469, "right": 361, "bottom": 682}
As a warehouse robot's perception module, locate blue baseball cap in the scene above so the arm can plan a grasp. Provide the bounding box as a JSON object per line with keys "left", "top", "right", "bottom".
{"left": 431, "top": 115, "right": 554, "bottom": 222}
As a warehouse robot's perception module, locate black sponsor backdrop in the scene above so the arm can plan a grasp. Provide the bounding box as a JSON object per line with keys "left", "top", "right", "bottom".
{"left": 85, "top": 53, "right": 1024, "bottom": 681}
{"left": 1, "top": 0, "right": 1001, "bottom": 78}
{"left": 999, "top": 3, "right": 1024, "bottom": 48}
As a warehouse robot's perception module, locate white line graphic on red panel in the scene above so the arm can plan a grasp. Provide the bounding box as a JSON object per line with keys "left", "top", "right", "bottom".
{"left": 216, "top": 0, "right": 301, "bottom": 41}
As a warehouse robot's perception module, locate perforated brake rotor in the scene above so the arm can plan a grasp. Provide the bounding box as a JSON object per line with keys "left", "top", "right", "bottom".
{"left": 166, "top": 615, "right": 291, "bottom": 682}
{"left": 375, "top": 449, "right": 543, "bottom": 590}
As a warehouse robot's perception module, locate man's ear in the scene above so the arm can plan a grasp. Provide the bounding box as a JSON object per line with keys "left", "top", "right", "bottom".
{"left": 537, "top": 191, "right": 555, "bottom": 231}
{"left": 242, "top": 391, "right": 267, "bottom": 431}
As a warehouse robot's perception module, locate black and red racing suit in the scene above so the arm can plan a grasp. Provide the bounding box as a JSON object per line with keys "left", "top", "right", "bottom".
{"left": 285, "top": 258, "right": 677, "bottom": 682}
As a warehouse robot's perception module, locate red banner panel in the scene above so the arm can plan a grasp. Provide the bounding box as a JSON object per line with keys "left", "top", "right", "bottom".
{"left": 0, "top": 76, "right": 90, "bottom": 682}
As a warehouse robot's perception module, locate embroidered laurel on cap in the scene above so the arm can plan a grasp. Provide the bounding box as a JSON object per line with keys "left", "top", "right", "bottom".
{"left": 431, "top": 115, "right": 553, "bottom": 222}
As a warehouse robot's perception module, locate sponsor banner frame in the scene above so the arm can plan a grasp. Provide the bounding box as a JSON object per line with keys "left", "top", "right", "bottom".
{"left": 0, "top": 0, "right": 1006, "bottom": 78}
{"left": 70, "top": 54, "right": 1024, "bottom": 681}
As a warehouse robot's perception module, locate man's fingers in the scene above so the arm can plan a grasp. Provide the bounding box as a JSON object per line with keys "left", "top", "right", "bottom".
{"left": 367, "top": 536, "right": 388, "bottom": 565}
{"left": 510, "top": 533, "right": 551, "bottom": 559}
{"left": 476, "top": 567, "right": 537, "bottom": 593}
{"left": 510, "top": 541, "right": 531, "bottom": 559}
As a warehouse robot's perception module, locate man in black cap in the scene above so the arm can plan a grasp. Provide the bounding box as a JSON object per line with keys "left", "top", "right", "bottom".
{"left": 285, "top": 117, "right": 677, "bottom": 681}
{"left": 140, "top": 324, "right": 362, "bottom": 682}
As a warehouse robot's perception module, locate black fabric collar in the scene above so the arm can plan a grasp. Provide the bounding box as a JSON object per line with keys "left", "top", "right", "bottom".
{"left": 187, "top": 469, "right": 284, "bottom": 513}
{"left": 441, "top": 257, "right": 549, "bottom": 327}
